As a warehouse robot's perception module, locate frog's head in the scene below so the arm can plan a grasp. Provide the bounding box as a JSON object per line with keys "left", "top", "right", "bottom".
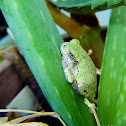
{"left": 60, "top": 39, "right": 79, "bottom": 68}
{"left": 69, "top": 39, "right": 80, "bottom": 45}
{"left": 61, "top": 39, "right": 80, "bottom": 53}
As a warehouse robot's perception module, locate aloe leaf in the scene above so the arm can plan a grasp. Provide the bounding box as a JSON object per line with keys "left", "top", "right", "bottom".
{"left": 98, "top": 5, "right": 126, "bottom": 125}
{"left": 0, "top": 0, "right": 96, "bottom": 125}
{"left": 47, "top": 0, "right": 125, "bottom": 14}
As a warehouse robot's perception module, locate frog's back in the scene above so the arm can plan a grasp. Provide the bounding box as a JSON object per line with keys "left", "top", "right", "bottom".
{"left": 78, "top": 47, "right": 96, "bottom": 78}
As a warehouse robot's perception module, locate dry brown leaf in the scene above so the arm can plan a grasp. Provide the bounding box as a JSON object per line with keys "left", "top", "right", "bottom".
{"left": 0, "top": 117, "right": 8, "bottom": 124}
{"left": 3, "top": 122, "right": 48, "bottom": 126}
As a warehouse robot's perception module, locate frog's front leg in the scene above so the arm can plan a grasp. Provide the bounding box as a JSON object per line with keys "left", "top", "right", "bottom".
{"left": 87, "top": 49, "right": 93, "bottom": 56}
{"left": 62, "top": 58, "right": 74, "bottom": 83}
{"left": 96, "top": 68, "right": 101, "bottom": 75}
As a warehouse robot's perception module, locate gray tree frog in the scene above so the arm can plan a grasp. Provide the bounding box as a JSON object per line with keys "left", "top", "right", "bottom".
{"left": 60, "top": 39, "right": 97, "bottom": 99}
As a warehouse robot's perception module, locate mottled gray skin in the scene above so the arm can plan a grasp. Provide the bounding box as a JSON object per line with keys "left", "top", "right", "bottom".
{"left": 60, "top": 39, "right": 97, "bottom": 99}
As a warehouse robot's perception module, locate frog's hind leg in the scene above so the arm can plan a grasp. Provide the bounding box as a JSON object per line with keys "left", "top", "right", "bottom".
{"left": 84, "top": 98, "right": 101, "bottom": 126}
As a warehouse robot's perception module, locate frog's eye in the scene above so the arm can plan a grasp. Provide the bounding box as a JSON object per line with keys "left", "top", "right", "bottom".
{"left": 69, "top": 52, "right": 74, "bottom": 57}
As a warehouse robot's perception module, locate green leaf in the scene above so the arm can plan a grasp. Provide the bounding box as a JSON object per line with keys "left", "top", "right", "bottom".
{"left": 47, "top": 0, "right": 125, "bottom": 14}
{"left": 0, "top": 0, "right": 96, "bottom": 125}
{"left": 98, "top": 6, "right": 126, "bottom": 125}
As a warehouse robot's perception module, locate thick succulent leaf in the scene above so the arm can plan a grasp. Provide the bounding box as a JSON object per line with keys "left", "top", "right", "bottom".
{"left": 48, "top": 0, "right": 125, "bottom": 14}
{"left": 0, "top": 0, "right": 96, "bottom": 125}
{"left": 98, "top": 6, "right": 126, "bottom": 125}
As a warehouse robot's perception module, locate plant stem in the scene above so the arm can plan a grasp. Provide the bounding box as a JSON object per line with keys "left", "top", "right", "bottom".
{"left": 46, "top": 2, "right": 104, "bottom": 68}
{"left": 46, "top": 1, "right": 86, "bottom": 38}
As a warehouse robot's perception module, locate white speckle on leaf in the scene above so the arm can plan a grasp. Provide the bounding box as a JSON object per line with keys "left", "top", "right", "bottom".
{"left": 117, "top": 9, "right": 121, "bottom": 15}
{"left": 120, "top": 93, "right": 124, "bottom": 104}
{"left": 111, "top": 58, "right": 115, "bottom": 68}
{"left": 124, "top": 75, "right": 126, "bottom": 83}
{"left": 124, "top": 80, "right": 126, "bottom": 91}
{"left": 68, "top": 113, "right": 72, "bottom": 120}
{"left": 117, "top": 100, "right": 119, "bottom": 107}
{"left": 117, "top": 111, "right": 120, "bottom": 117}
{"left": 110, "top": 71, "right": 113, "bottom": 79}
{"left": 122, "top": 47, "right": 125, "bottom": 52}
{"left": 121, "top": 55, "right": 125, "bottom": 63}
{"left": 124, "top": 27, "right": 126, "bottom": 31}
{"left": 55, "top": 87, "right": 60, "bottom": 96}
{"left": 124, "top": 115, "right": 126, "bottom": 121}
{"left": 119, "top": 76, "right": 123, "bottom": 84}
{"left": 73, "top": 101, "right": 78, "bottom": 108}
{"left": 51, "top": 36, "right": 56, "bottom": 44}
{"left": 113, "top": 70, "right": 116, "bottom": 78}
{"left": 51, "top": 36, "right": 61, "bottom": 57}
{"left": 108, "top": 90, "right": 110, "bottom": 95}
{"left": 116, "top": 19, "right": 120, "bottom": 22}
{"left": 114, "top": 36, "right": 117, "bottom": 40}
{"left": 107, "top": 91, "right": 110, "bottom": 105}
{"left": 52, "top": 0, "right": 58, "bottom": 2}
{"left": 123, "top": 62, "right": 126, "bottom": 69}
{"left": 118, "top": 119, "right": 122, "bottom": 125}
{"left": 70, "top": 89, "right": 74, "bottom": 96}
{"left": 40, "top": 57, "right": 45, "bottom": 65}
{"left": 113, "top": 36, "right": 117, "bottom": 50}
{"left": 40, "top": 10, "right": 46, "bottom": 22}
